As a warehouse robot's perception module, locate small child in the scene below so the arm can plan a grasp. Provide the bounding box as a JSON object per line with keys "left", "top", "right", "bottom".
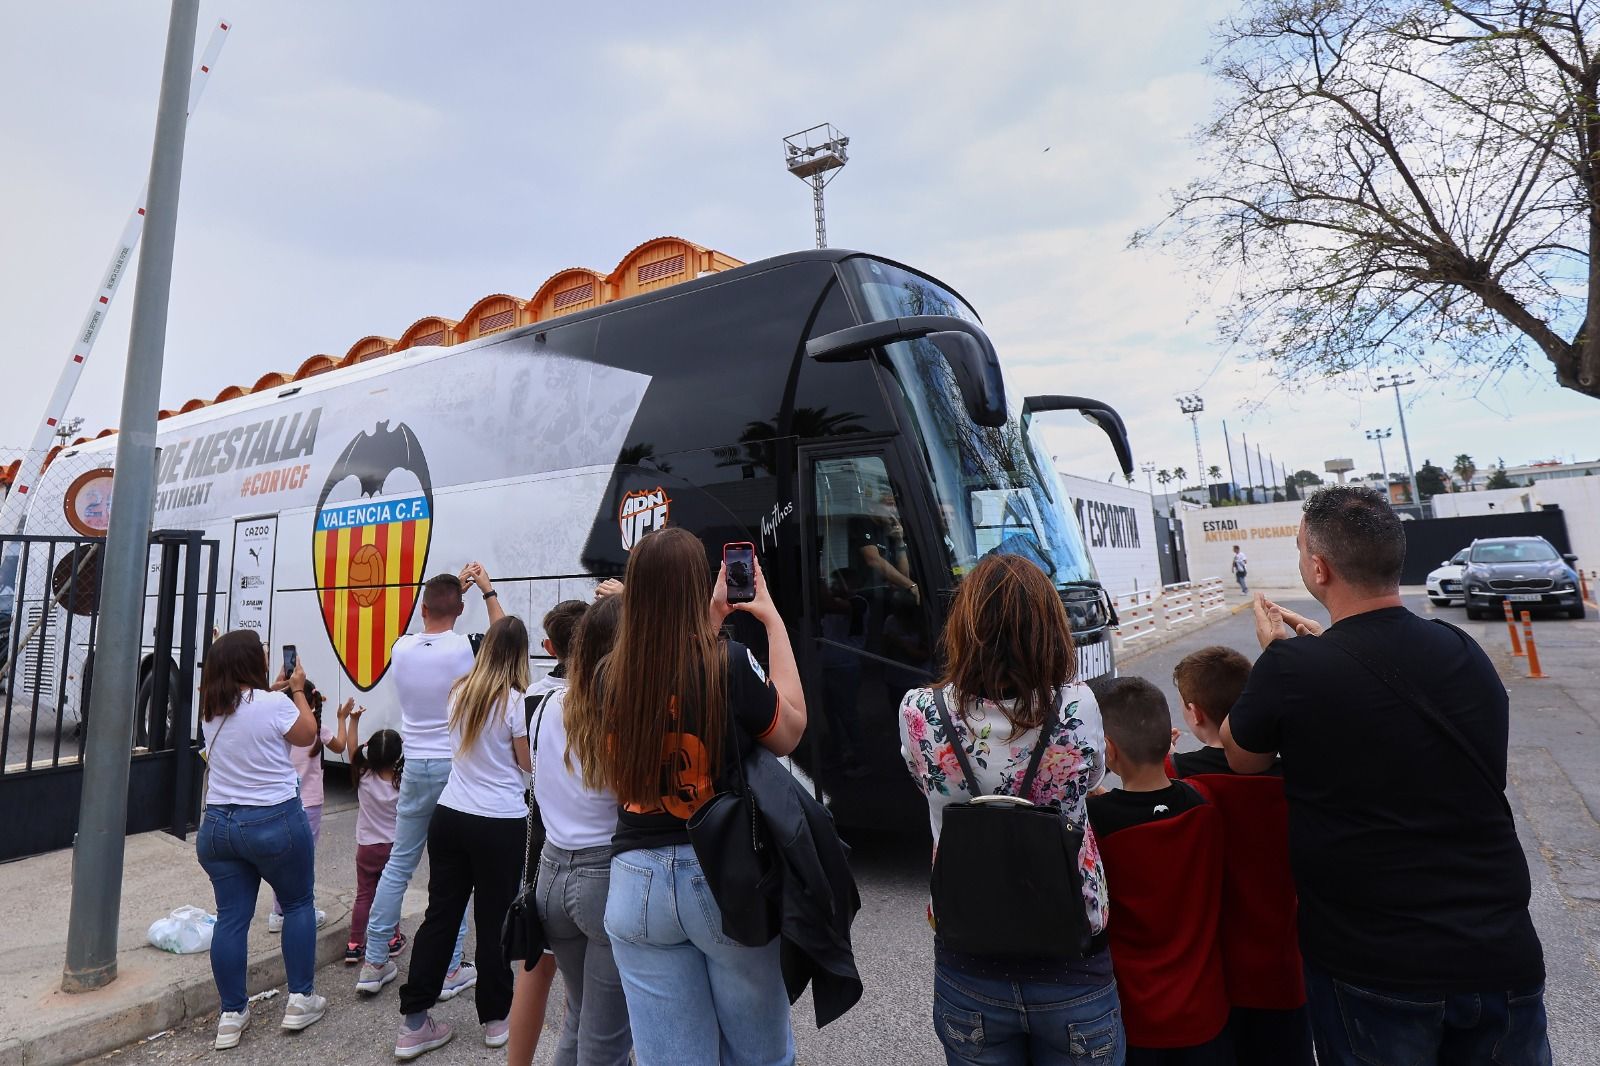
{"left": 269, "top": 681, "right": 338, "bottom": 932}
{"left": 342, "top": 705, "right": 407, "bottom": 965}
{"left": 1088, "top": 676, "right": 1230, "bottom": 1066}
{"left": 1170, "top": 647, "right": 1312, "bottom": 1066}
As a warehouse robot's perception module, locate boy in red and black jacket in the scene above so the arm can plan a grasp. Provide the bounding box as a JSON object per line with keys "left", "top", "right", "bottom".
{"left": 1088, "top": 677, "right": 1230, "bottom": 1065}
{"left": 1169, "top": 646, "right": 1313, "bottom": 1066}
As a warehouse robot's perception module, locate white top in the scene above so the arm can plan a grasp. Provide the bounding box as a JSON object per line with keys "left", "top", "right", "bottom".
{"left": 356, "top": 771, "right": 401, "bottom": 846}
{"left": 390, "top": 630, "right": 475, "bottom": 760}
{"left": 438, "top": 688, "right": 529, "bottom": 819}
{"left": 201, "top": 689, "right": 302, "bottom": 807}
{"left": 534, "top": 687, "right": 619, "bottom": 851}
{"left": 288, "top": 726, "right": 336, "bottom": 808}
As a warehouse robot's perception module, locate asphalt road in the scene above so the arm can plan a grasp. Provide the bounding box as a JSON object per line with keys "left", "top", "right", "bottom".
{"left": 93, "top": 589, "right": 1600, "bottom": 1065}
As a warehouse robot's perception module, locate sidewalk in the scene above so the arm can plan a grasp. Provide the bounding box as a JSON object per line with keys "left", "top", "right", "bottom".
{"left": 0, "top": 782, "right": 421, "bottom": 1066}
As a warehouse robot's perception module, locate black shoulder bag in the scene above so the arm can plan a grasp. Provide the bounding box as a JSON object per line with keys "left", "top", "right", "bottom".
{"left": 1322, "top": 621, "right": 1513, "bottom": 819}
{"left": 502, "top": 695, "right": 551, "bottom": 968}
{"left": 928, "top": 688, "right": 1092, "bottom": 959}
{"left": 687, "top": 732, "right": 781, "bottom": 947}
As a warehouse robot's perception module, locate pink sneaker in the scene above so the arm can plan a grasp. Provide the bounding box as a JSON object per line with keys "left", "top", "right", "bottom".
{"left": 483, "top": 1018, "right": 510, "bottom": 1048}
{"left": 394, "top": 1014, "right": 453, "bottom": 1060}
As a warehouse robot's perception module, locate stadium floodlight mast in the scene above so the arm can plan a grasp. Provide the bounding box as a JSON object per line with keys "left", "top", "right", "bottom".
{"left": 784, "top": 123, "right": 849, "bottom": 248}
{"left": 1176, "top": 395, "right": 1207, "bottom": 499}
{"left": 1139, "top": 460, "right": 1157, "bottom": 499}
{"left": 1373, "top": 373, "right": 1421, "bottom": 508}
{"left": 1365, "top": 428, "right": 1393, "bottom": 490}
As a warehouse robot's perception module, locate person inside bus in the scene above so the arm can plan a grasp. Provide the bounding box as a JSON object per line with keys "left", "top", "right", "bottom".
{"left": 358, "top": 564, "right": 504, "bottom": 998}
{"left": 196, "top": 630, "right": 327, "bottom": 1049}
{"left": 897, "top": 554, "right": 1123, "bottom": 1065}
{"left": 848, "top": 489, "right": 920, "bottom": 603}
{"left": 570, "top": 527, "right": 806, "bottom": 1065}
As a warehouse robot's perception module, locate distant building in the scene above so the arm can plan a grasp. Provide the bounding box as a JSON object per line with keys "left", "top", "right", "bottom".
{"left": 1502, "top": 458, "right": 1600, "bottom": 486}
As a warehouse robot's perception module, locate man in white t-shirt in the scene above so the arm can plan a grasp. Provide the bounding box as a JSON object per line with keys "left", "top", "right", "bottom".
{"left": 1232, "top": 544, "right": 1249, "bottom": 595}
{"left": 357, "top": 563, "right": 505, "bottom": 995}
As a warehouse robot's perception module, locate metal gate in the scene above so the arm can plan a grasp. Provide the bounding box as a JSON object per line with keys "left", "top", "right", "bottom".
{"left": 0, "top": 529, "right": 218, "bottom": 862}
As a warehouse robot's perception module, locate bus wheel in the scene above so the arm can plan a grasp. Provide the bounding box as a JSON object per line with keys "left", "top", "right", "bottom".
{"left": 134, "top": 660, "right": 181, "bottom": 751}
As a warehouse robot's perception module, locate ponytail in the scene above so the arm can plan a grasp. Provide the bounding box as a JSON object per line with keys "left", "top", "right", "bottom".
{"left": 351, "top": 728, "right": 404, "bottom": 788}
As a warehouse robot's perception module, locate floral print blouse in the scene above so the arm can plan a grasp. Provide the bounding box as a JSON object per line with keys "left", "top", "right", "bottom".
{"left": 898, "top": 681, "right": 1109, "bottom": 936}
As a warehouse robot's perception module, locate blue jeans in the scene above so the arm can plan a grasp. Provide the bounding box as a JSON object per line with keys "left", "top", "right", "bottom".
{"left": 604, "top": 843, "right": 792, "bottom": 1066}
{"left": 197, "top": 796, "right": 316, "bottom": 1013}
{"left": 1303, "top": 962, "right": 1552, "bottom": 1066}
{"left": 363, "top": 756, "right": 467, "bottom": 968}
{"left": 933, "top": 962, "right": 1125, "bottom": 1065}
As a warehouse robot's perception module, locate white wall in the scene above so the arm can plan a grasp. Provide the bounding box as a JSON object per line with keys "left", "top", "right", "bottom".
{"left": 1060, "top": 474, "right": 1162, "bottom": 596}
{"left": 1183, "top": 498, "right": 1305, "bottom": 589}
{"left": 1431, "top": 479, "right": 1600, "bottom": 572}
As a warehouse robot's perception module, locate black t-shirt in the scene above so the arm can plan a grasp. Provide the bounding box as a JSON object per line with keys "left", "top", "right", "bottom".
{"left": 1171, "top": 745, "right": 1283, "bottom": 779}
{"left": 1228, "top": 606, "right": 1543, "bottom": 991}
{"left": 612, "top": 641, "right": 780, "bottom": 854}
{"left": 1087, "top": 780, "right": 1207, "bottom": 838}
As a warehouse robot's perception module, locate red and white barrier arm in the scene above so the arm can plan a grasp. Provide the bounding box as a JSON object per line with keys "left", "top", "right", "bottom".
{"left": 2, "top": 19, "right": 232, "bottom": 532}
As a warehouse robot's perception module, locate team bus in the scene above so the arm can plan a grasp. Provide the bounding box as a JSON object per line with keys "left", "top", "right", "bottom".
{"left": 22, "top": 238, "right": 1132, "bottom": 831}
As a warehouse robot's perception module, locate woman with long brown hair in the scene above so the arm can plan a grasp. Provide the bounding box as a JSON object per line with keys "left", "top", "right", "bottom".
{"left": 575, "top": 527, "right": 804, "bottom": 1065}
{"left": 394, "top": 615, "right": 533, "bottom": 1060}
{"left": 897, "top": 553, "right": 1121, "bottom": 1065}
{"left": 196, "top": 629, "right": 326, "bottom": 1050}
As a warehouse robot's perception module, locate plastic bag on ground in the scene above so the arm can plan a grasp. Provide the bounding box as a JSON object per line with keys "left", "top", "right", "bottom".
{"left": 147, "top": 905, "right": 216, "bottom": 954}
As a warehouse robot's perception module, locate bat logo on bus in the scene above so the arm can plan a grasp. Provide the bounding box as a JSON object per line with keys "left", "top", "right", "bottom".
{"left": 312, "top": 421, "right": 434, "bottom": 690}
{"left": 618, "top": 487, "right": 671, "bottom": 552}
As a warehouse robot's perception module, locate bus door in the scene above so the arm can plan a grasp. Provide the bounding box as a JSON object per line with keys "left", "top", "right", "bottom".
{"left": 798, "top": 442, "right": 941, "bottom": 831}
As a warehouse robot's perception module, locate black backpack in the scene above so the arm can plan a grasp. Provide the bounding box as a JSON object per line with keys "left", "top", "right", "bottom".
{"left": 928, "top": 688, "right": 1092, "bottom": 960}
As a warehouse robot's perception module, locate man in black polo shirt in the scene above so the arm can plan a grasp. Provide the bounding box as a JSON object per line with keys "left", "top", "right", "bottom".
{"left": 1222, "top": 486, "right": 1550, "bottom": 1066}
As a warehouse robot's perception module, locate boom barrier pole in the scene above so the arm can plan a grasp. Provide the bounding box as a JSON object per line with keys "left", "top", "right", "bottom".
{"left": 1, "top": 17, "right": 229, "bottom": 535}
{"left": 63, "top": 0, "right": 201, "bottom": 993}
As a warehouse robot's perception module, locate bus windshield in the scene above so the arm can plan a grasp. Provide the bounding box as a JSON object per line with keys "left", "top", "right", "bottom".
{"left": 843, "top": 258, "right": 1096, "bottom": 587}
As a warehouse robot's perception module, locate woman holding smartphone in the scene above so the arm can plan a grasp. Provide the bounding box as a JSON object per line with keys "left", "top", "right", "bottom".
{"left": 570, "top": 527, "right": 805, "bottom": 1065}
{"left": 197, "top": 629, "right": 327, "bottom": 1050}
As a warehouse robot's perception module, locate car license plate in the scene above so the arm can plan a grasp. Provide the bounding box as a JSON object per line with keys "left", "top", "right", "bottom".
{"left": 1507, "top": 593, "right": 1544, "bottom": 602}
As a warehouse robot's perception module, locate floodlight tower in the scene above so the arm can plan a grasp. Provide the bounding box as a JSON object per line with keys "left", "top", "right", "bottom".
{"left": 1177, "top": 395, "right": 1207, "bottom": 499}
{"left": 1365, "top": 428, "right": 1393, "bottom": 487}
{"left": 784, "top": 123, "right": 850, "bottom": 248}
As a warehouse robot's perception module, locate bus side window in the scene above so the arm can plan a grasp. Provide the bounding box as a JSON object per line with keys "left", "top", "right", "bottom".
{"left": 813, "top": 456, "right": 932, "bottom": 673}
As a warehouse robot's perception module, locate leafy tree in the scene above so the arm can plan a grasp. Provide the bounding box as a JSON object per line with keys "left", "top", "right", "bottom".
{"left": 1138, "top": 0, "right": 1600, "bottom": 398}
{"left": 1289, "top": 469, "right": 1324, "bottom": 487}
{"left": 1417, "top": 459, "right": 1450, "bottom": 498}
{"left": 1452, "top": 454, "right": 1478, "bottom": 491}
{"left": 1366, "top": 471, "right": 1385, "bottom": 483}
{"left": 1486, "top": 461, "right": 1515, "bottom": 490}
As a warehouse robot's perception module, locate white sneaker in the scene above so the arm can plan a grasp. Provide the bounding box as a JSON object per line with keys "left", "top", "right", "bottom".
{"left": 437, "top": 962, "right": 477, "bottom": 1001}
{"left": 214, "top": 1008, "right": 250, "bottom": 1050}
{"left": 280, "top": 991, "right": 327, "bottom": 1031}
{"left": 267, "top": 909, "right": 325, "bottom": 931}
{"left": 356, "top": 959, "right": 398, "bottom": 995}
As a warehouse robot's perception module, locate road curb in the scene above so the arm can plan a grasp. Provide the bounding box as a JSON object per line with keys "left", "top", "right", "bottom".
{"left": 1116, "top": 600, "right": 1252, "bottom": 665}
{"left": 19, "top": 905, "right": 351, "bottom": 1066}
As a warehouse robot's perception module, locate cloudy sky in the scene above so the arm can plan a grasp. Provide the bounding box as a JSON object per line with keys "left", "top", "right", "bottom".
{"left": 3, "top": 1, "right": 1595, "bottom": 491}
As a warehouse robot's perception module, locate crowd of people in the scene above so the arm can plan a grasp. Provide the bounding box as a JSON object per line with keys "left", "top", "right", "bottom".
{"left": 193, "top": 485, "right": 1553, "bottom": 1066}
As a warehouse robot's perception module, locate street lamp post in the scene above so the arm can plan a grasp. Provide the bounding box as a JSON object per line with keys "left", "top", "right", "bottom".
{"left": 1177, "top": 395, "right": 1206, "bottom": 501}
{"left": 1365, "top": 428, "right": 1393, "bottom": 492}
{"left": 1373, "top": 374, "right": 1420, "bottom": 508}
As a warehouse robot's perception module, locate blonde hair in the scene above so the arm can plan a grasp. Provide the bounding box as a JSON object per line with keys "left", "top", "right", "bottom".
{"left": 448, "top": 616, "right": 531, "bottom": 755}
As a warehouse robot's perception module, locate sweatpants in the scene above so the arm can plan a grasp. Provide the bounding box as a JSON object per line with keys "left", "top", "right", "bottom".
{"left": 399, "top": 804, "right": 525, "bottom": 1024}
{"left": 351, "top": 841, "right": 393, "bottom": 949}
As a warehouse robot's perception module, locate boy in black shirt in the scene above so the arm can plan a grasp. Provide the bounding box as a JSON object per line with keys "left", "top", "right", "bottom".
{"left": 1088, "top": 677, "right": 1230, "bottom": 1065}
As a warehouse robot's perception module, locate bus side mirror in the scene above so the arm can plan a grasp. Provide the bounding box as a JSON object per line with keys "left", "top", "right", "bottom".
{"left": 1022, "top": 395, "right": 1134, "bottom": 477}
{"left": 806, "top": 315, "right": 1008, "bottom": 428}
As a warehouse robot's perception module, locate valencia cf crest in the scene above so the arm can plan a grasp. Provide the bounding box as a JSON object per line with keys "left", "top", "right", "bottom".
{"left": 619, "top": 487, "right": 671, "bottom": 551}
{"left": 312, "top": 422, "right": 433, "bottom": 690}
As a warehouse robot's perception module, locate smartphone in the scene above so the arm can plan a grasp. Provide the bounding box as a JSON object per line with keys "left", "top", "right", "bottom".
{"left": 723, "top": 542, "right": 756, "bottom": 605}
{"left": 282, "top": 644, "right": 298, "bottom": 676}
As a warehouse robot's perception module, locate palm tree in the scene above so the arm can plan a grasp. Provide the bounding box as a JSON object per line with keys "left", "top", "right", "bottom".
{"left": 1172, "top": 466, "right": 1188, "bottom": 485}
{"left": 1207, "top": 465, "right": 1223, "bottom": 483}
{"left": 1452, "top": 453, "right": 1477, "bottom": 492}
{"left": 1156, "top": 469, "right": 1172, "bottom": 488}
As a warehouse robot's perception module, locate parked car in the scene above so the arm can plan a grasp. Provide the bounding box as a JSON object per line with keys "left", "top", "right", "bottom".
{"left": 1426, "top": 548, "right": 1470, "bottom": 606}
{"left": 1461, "top": 537, "right": 1585, "bottom": 620}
